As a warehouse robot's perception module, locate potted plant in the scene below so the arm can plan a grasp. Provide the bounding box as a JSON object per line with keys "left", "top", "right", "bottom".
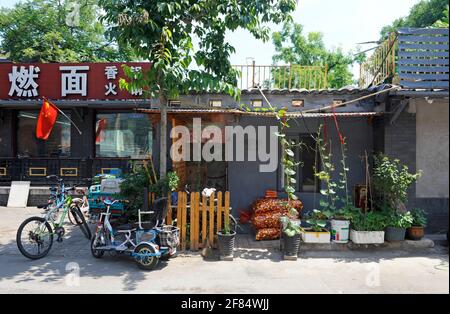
{"left": 407, "top": 208, "right": 427, "bottom": 241}
{"left": 383, "top": 207, "right": 414, "bottom": 242}
{"left": 350, "top": 211, "right": 387, "bottom": 244}
{"left": 302, "top": 209, "right": 331, "bottom": 243}
{"left": 280, "top": 208, "right": 302, "bottom": 260}
{"left": 217, "top": 220, "right": 236, "bottom": 261}
{"left": 328, "top": 205, "right": 357, "bottom": 244}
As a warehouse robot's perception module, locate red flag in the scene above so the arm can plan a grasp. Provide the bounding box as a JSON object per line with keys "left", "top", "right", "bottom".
{"left": 95, "top": 119, "right": 107, "bottom": 143}
{"left": 36, "top": 100, "right": 58, "bottom": 140}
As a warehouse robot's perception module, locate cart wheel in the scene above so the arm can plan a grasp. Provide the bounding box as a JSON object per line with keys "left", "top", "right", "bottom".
{"left": 134, "top": 244, "right": 159, "bottom": 270}
{"left": 91, "top": 234, "right": 105, "bottom": 259}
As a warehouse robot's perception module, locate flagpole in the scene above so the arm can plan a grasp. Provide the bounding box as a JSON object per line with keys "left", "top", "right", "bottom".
{"left": 43, "top": 97, "right": 82, "bottom": 135}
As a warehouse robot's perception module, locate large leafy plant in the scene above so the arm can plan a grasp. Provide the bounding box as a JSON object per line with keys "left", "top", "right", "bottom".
{"left": 373, "top": 154, "right": 422, "bottom": 210}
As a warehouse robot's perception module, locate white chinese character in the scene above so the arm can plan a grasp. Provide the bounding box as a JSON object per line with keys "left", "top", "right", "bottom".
{"left": 105, "top": 66, "right": 118, "bottom": 80}
{"left": 8, "top": 65, "right": 40, "bottom": 97}
{"left": 131, "top": 88, "right": 143, "bottom": 96}
{"left": 60, "top": 66, "right": 89, "bottom": 97}
{"left": 130, "top": 66, "right": 142, "bottom": 77}
{"left": 130, "top": 66, "right": 143, "bottom": 95}
{"left": 105, "top": 82, "right": 117, "bottom": 96}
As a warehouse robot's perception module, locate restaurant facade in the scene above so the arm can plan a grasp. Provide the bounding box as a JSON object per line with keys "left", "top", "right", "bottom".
{"left": 0, "top": 60, "right": 448, "bottom": 233}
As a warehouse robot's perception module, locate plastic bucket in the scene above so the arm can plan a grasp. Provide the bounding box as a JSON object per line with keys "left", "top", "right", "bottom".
{"left": 331, "top": 219, "right": 350, "bottom": 243}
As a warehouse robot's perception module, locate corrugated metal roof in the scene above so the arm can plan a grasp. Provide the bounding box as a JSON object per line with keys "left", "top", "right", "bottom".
{"left": 137, "top": 107, "right": 382, "bottom": 118}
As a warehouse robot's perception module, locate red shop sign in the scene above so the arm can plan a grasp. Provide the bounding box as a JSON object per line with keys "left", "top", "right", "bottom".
{"left": 0, "top": 62, "right": 151, "bottom": 100}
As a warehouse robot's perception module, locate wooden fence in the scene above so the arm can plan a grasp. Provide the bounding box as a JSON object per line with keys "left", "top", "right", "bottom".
{"left": 150, "top": 191, "right": 231, "bottom": 251}
{"left": 397, "top": 28, "right": 449, "bottom": 90}
{"left": 359, "top": 28, "right": 449, "bottom": 89}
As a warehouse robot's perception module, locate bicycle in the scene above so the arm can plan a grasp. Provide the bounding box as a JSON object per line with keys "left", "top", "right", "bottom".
{"left": 16, "top": 175, "right": 92, "bottom": 260}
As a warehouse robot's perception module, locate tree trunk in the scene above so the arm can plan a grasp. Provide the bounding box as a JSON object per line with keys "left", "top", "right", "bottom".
{"left": 159, "top": 96, "right": 168, "bottom": 178}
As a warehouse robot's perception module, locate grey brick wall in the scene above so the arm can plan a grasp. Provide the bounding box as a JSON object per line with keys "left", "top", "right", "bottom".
{"left": 382, "top": 107, "right": 449, "bottom": 234}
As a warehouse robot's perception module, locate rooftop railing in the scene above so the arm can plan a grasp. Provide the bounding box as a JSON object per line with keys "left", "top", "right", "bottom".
{"left": 233, "top": 63, "right": 328, "bottom": 90}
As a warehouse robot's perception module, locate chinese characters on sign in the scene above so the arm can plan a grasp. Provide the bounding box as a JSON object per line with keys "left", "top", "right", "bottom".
{"left": 130, "top": 66, "right": 143, "bottom": 96}
{"left": 8, "top": 65, "right": 40, "bottom": 97}
{"left": 1, "top": 63, "right": 149, "bottom": 99}
{"left": 104, "top": 65, "right": 118, "bottom": 96}
{"left": 60, "top": 66, "right": 89, "bottom": 96}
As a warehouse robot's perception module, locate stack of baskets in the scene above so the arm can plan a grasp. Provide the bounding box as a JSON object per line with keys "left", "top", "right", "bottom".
{"left": 251, "top": 198, "right": 303, "bottom": 241}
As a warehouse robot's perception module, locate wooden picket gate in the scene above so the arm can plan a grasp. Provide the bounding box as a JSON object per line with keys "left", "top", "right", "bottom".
{"left": 149, "top": 191, "right": 231, "bottom": 251}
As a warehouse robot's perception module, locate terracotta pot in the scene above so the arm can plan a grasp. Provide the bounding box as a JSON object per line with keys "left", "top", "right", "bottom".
{"left": 406, "top": 226, "right": 425, "bottom": 241}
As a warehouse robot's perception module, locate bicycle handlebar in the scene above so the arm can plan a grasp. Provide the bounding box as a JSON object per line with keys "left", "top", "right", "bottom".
{"left": 46, "top": 175, "right": 62, "bottom": 182}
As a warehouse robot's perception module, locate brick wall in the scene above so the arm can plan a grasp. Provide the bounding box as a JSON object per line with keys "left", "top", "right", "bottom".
{"left": 382, "top": 104, "right": 449, "bottom": 233}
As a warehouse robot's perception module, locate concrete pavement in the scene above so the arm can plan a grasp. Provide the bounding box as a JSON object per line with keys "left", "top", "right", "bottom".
{"left": 0, "top": 207, "right": 448, "bottom": 294}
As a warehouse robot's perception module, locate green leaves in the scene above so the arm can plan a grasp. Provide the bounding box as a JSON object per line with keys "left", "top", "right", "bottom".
{"left": 306, "top": 209, "right": 328, "bottom": 232}
{"left": 351, "top": 211, "right": 387, "bottom": 232}
{"left": 373, "top": 154, "right": 422, "bottom": 209}
{"left": 99, "top": 0, "right": 297, "bottom": 100}
{"left": 284, "top": 168, "right": 296, "bottom": 177}
{"left": 0, "top": 0, "right": 135, "bottom": 62}
{"left": 410, "top": 208, "right": 427, "bottom": 227}
{"left": 380, "top": 0, "right": 449, "bottom": 39}
{"left": 280, "top": 215, "right": 302, "bottom": 237}
{"left": 271, "top": 21, "right": 356, "bottom": 89}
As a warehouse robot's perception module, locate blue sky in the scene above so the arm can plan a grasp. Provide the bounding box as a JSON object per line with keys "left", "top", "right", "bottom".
{"left": 1, "top": 0, "right": 421, "bottom": 68}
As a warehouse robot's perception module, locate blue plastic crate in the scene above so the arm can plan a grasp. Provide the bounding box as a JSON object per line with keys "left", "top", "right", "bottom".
{"left": 88, "top": 192, "right": 126, "bottom": 217}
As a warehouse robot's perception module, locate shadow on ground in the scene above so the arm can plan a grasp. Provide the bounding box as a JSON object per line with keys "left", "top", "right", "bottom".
{"left": 0, "top": 223, "right": 171, "bottom": 291}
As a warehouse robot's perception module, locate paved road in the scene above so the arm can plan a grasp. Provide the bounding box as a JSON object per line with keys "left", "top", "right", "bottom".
{"left": 0, "top": 207, "right": 448, "bottom": 294}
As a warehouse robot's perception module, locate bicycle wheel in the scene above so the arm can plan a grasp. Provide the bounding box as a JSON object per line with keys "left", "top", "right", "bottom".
{"left": 68, "top": 207, "right": 80, "bottom": 226}
{"left": 16, "top": 217, "right": 54, "bottom": 260}
{"left": 72, "top": 206, "right": 92, "bottom": 240}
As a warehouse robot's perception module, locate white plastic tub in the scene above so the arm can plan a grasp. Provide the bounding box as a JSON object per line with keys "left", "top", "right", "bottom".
{"left": 301, "top": 228, "right": 331, "bottom": 243}
{"left": 350, "top": 230, "right": 385, "bottom": 244}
